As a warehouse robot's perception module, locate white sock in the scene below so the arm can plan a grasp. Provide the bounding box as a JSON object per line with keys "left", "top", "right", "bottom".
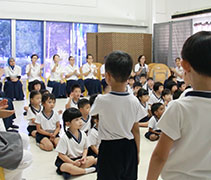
{"left": 85, "top": 167, "right": 96, "bottom": 174}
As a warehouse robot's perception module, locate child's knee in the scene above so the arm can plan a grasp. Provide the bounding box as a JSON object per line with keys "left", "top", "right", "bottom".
{"left": 44, "top": 143, "right": 54, "bottom": 151}
{"left": 149, "top": 134, "right": 159, "bottom": 141}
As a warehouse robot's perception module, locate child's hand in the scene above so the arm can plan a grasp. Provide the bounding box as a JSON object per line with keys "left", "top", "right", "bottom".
{"left": 24, "top": 106, "right": 29, "bottom": 112}
{"left": 69, "top": 92, "right": 74, "bottom": 100}
{"left": 80, "top": 157, "right": 87, "bottom": 165}
{"left": 74, "top": 160, "right": 81, "bottom": 167}
{"left": 58, "top": 110, "right": 63, "bottom": 115}
{"left": 0, "top": 99, "right": 8, "bottom": 107}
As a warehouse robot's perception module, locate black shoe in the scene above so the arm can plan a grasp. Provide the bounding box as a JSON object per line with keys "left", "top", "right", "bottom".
{"left": 10, "top": 124, "right": 19, "bottom": 129}
{"left": 62, "top": 172, "right": 71, "bottom": 180}
{"left": 7, "top": 129, "right": 19, "bottom": 133}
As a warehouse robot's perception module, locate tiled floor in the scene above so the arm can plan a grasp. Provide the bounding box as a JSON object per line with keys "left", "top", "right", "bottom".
{"left": 13, "top": 99, "right": 161, "bottom": 180}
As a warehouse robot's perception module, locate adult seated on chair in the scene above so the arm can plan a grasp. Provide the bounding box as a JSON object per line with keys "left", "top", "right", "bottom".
{"left": 64, "top": 56, "right": 85, "bottom": 96}
{"left": 82, "top": 54, "right": 102, "bottom": 96}
{"left": 3, "top": 58, "right": 24, "bottom": 101}
{"left": 134, "top": 55, "right": 149, "bottom": 82}
{"left": 47, "top": 54, "right": 66, "bottom": 98}
{"left": 26, "top": 54, "right": 46, "bottom": 92}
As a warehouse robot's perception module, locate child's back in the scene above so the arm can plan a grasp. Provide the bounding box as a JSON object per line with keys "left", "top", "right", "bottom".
{"left": 158, "top": 91, "right": 211, "bottom": 179}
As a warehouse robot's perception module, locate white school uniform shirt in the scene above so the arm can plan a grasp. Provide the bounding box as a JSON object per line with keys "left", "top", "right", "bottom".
{"left": 65, "top": 98, "right": 79, "bottom": 109}
{"left": 140, "top": 102, "right": 149, "bottom": 115}
{"left": 179, "top": 87, "right": 193, "bottom": 99}
{"left": 25, "top": 63, "right": 41, "bottom": 82}
{"left": 126, "top": 85, "right": 133, "bottom": 94}
{"left": 134, "top": 63, "right": 148, "bottom": 73}
{"left": 148, "top": 116, "right": 159, "bottom": 130}
{"left": 90, "top": 91, "right": 147, "bottom": 140}
{"left": 81, "top": 115, "right": 91, "bottom": 133}
{"left": 100, "top": 64, "right": 105, "bottom": 79}
{"left": 175, "top": 66, "right": 184, "bottom": 82}
{"left": 82, "top": 63, "right": 97, "bottom": 80}
{"left": 157, "top": 90, "right": 211, "bottom": 180}
{"left": 56, "top": 130, "right": 88, "bottom": 159}
{"left": 50, "top": 63, "right": 64, "bottom": 81}
{"left": 88, "top": 126, "right": 100, "bottom": 148}
{"left": 26, "top": 105, "right": 42, "bottom": 126}
{"left": 35, "top": 110, "right": 60, "bottom": 133}
{"left": 64, "top": 64, "right": 79, "bottom": 81}
{"left": 0, "top": 118, "right": 6, "bottom": 131}
{"left": 4, "top": 65, "right": 21, "bottom": 78}
{"left": 148, "top": 92, "right": 162, "bottom": 105}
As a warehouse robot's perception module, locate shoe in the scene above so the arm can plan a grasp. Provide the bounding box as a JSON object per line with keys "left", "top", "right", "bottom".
{"left": 10, "top": 124, "right": 19, "bottom": 129}
{"left": 62, "top": 172, "right": 71, "bottom": 180}
{"left": 7, "top": 129, "right": 18, "bottom": 133}
{"left": 23, "top": 111, "right": 27, "bottom": 116}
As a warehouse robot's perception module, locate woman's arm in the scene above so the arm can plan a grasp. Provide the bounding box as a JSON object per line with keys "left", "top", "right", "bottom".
{"left": 147, "top": 133, "right": 174, "bottom": 180}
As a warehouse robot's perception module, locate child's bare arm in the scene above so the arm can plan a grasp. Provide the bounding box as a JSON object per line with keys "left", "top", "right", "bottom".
{"left": 53, "top": 122, "right": 61, "bottom": 136}
{"left": 90, "top": 145, "right": 99, "bottom": 155}
{"left": 131, "top": 122, "right": 140, "bottom": 164}
{"left": 36, "top": 124, "right": 51, "bottom": 136}
{"left": 147, "top": 133, "right": 174, "bottom": 180}
{"left": 58, "top": 153, "right": 75, "bottom": 164}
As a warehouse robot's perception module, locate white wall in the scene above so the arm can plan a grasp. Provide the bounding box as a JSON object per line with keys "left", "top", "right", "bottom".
{"left": 0, "top": 0, "right": 153, "bottom": 33}
{"left": 154, "top": 0, "right": 211, "bottom": 23}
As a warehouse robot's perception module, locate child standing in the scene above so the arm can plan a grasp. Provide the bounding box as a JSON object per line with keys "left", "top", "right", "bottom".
{"left": 26, "top": 90, "right": 42, "bottom": 137}
{"left": 35, "top": 93, "right": 60, "bottom": 151}
{"left": 147, "top": 31, "right": 211, "bottom": 180}
{"left": 90, "top": 51, "right": 147, "bottom": 180}
{"left": 65, "top": 84, "right": 81, "bottom": 109}
{"left": 145, "top": 103, "right": 165, "bottom": 141}
{"left": 78, "top": 99, "right": 91, "bottom": 134}
{"left": 55, "top": 108, "right": 96, "bottom": 179}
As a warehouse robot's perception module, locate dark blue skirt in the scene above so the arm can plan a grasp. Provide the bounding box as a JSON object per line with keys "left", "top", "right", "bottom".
{"left": 84, "top": 79, "right": 102, "bottom": 96}
{"left": 4, "top": 80, "right": 24, "bottom": 100}
{"left": 47, "top": 80, "right": 66, "bottom": 98}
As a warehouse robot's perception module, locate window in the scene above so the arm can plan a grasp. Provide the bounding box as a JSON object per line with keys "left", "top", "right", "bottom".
{"left": 0, "top": 20, "right": 11, "bottom": 69}
{"left": 16, "top": 20, "right": 43, "bottom": 75}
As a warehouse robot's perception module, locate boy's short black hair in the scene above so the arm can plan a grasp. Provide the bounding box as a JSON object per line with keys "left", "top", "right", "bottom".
{"left": 40, "top": 89, "right": 50, "bottom": 96}
{"left": 166, "top": 81, "right": 178, "bottom": 91}
{"left": 147, "top": 77, "right": 153, "bottom": 81}
{"left": 78, "top": 98, "right": 90, "bottom": 109}
{"left": 182, "top": 31, "right": 211, "bottom": 76}
{"left": 175, "top": 57, "right": 181, "bottom": 61}
{"left": 89, "top": 94, "right": 98, "bottom": 107}
{"left": 140, "top": 74, "right": 147, "bottom": 78}
{"left": 71, "top": 84, "right": 81, "bottom": 92}
{"left": 178, "top": 81, "right": 185, "bottom": 88}
{"left": 137, "top": 88, "right": 148, "bottom": 98}
{"left": 161, "top": 89, "right": 171, "bottom": 97}
{"left": 86, "top": 54, "right": 93, "bottom": 59}
{"left": 153, "top": 82, "right": 164, "bottom": 92}
{"left": 42, "top": 93, "right": 56, "bottom": 103}
{"left": 151, "top": 103, "right": 163, "bottom": 116}
{"left": 129, "top": 76, "right": 134, "bottom": 80}
{"left": 53, "top": 54, "right": 59, "bottom": 60}
{"left": 105, "top": 51, "right": 133, "bottom": 82}
{"left": 173, "top": 89, "right": 182, "bottom": 100}
{"left": 133, "top": 82, "right": 142, "bottom": 89}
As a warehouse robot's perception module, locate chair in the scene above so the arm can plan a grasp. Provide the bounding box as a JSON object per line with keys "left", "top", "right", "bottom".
{"left": 0, "top": 167, "right": 5, "bottom": 180}
{"left": 148, "top": 63, "right": 171, "bottom": 83}
{"left": 93, "top": 62, "right": 102, "bottom": 80}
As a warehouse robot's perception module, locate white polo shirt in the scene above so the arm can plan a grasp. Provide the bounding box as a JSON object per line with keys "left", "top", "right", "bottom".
{"left": 100, "top": 64, "right": 105, "bottom": 80}
{"left": 64, "top": 64, "right": 79, "bottom": 81}
{"left": 80, "top": 115, "right": 91, "bottom": 133}
{"left": 134, "top": 63, "right": 148, "bottom": 73}
{"left": 50, "top": 63, "right": 64, "bottom": 81}
{"left": 35, "top": 110, "right": 60, "bottom": 133}
{"left": 82, "top": 63, "right": 97, "bottom": 80}
{"left": 26, "top": 63, "right": 41, "bottom": 82}
{"left": 56, "top": 130, "right": 88, "bottom": 159}
{"left": 175, "top": 66, "right": 184, "bottom": 82}
{"left": 148, "top": 116, "right": 159, "bottom": 130}
{"left": 4, "top": 65, "right": 21, "bottom": 78}
{"left": 90, "top": 91, "right": 147, "bottom": 140}
{"left": 148, "top": 92, "right": 162, "bottom": 105}
{"left": 158, "top": 90, "right": 211, "bottom": 180}
{"left": 140, "top": 101, "right": 149, "bottom": 114}
{"left": 26, "top": 105, "right": 42, "bottom": 126}
{"left": 88, "top": 126, "right": 100, "bottom": 148}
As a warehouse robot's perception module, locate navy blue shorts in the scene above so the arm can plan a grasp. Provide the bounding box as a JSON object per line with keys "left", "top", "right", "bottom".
{"left": 55, "top": 156, "right": 82, "bottom": 174}
{"left": 36, "top": 132, "right": 59, "bottom": 143}
{"left": 145, "top": 130, "right": 161, "bottom": 140}
{"left": 27, "top": 125, "right": 36, "bottom": 136}
{"left": 139, "top": 115, "right": 150, "bottom": 122}
{"left": 97, "top": 138, "right": 138, "bottom": 180}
